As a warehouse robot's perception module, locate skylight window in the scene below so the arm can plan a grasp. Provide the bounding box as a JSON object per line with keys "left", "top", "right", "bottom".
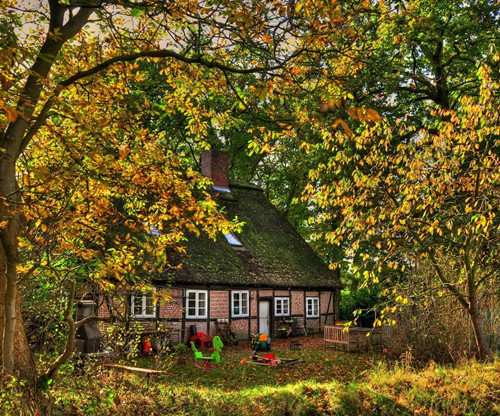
{"left": 212, "top": 185, "right": 231, "bottom": 193}
{"left": 143, "top": 222, "right": 160, "bottom": 236}
{"left": 224, "top": 233, "right": 243, "bottom": 246}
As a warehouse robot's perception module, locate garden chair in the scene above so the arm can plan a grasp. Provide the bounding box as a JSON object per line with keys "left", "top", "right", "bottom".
{"left": 190, "top": 335, "right": 223, "bottom": 370}
{"left": 189, "top": 331, "right": 212, "bottom": 350}
{"left": 292, "top": 318, "right": 307, "bottom": 337}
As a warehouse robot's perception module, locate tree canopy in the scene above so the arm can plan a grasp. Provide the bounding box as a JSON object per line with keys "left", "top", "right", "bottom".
{"left": 0, "top": 0, "right": 370, "bottom": 382}
{"left": 295, "top": 1, "right": 500, "bottom": 360}
{"left": 0, "top": 0, "right": 498, "bottom": 384}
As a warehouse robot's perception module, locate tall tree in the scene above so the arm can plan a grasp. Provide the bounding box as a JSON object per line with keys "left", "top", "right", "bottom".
{"left": 238, "top": 0, "right": 499, "bottom": 360}
{"left": 0, "top": 0, "right": 354, "bottom": 382}
{"left": 298, "top": 0, "right": 500, "bottom": 361}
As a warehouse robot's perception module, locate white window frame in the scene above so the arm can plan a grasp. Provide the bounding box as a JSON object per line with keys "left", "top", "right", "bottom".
{"left": 186, "top": 290, "right": 208, "bottom": 319}
{"left": 231, "top": 291, "right": 249, "bottom": 317}
{"left": 306, "top": 297, "right": 319, "bottom": 318}
{"left": 131, "top": 291, "right": 156, "bottom": 318}
{"left": 274, "top": 297, "right": 290, "bottom": 317}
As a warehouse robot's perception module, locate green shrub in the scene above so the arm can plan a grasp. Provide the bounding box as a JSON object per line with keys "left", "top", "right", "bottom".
{"left": 339, "top": 287, "right": 381, "bottom": 328}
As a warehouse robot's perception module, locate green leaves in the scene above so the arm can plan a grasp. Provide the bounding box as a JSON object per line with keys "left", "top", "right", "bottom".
{"left": 130, "top": 8, "right": 142, "bottom": 18}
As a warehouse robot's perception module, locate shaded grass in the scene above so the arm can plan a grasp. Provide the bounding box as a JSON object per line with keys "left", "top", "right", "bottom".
{"left": 150, "top": 343, "right": 378, "bottom": 388}
{"left": 4, "top": 343, "right": 499, "bottom": 415}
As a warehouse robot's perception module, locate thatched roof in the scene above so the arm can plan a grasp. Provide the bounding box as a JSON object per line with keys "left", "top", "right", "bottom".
{"left": 170, "top": 181, "right": 342, "bottom": 290}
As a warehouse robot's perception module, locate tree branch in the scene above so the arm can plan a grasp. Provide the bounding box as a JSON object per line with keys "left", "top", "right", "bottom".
{"left": 22, "top": 47, "right": 300, "bottom": 154}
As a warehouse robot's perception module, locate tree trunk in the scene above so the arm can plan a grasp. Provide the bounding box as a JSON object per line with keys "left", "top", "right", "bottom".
{"left": 40, "top": 280, "right": 77, "bottom": 383}
{"left": 0, "top": 174, "right": 37, "bottom": 381}
{"left": 468, "top": 297, "right": 493, "bottom": 362}
{"left": 464, "top": 248, "right": 493, "bottom": 362}
{"left": 14, "top": 293, "right": 37, "bottom": 382}
{"left": 0, "top": 3, "right": 93, "bottom": 383}
{"left": 0, "top": 265, "right": 37, "bottom": 382}
{"left": 0, "top": 251, "right": 4, "bottom": 359}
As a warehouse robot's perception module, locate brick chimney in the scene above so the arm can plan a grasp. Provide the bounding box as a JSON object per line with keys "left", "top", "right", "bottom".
{"left": 201, "top": 149, "right": 229, "bottom": 189}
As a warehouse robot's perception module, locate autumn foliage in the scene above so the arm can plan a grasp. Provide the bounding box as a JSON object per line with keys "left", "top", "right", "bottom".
{"left": 303, "top": 65, "right": 499, "bottom": 360}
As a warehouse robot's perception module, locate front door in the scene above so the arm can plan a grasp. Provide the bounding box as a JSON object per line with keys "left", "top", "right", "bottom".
{"left": 259, "top": 300, "right": 270, "bottom": 335}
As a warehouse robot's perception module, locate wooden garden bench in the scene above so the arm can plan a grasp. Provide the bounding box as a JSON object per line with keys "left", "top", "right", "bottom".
{"left": 324, "top": 325, "right": 359, "bottom": 352}
{"left": 307, "top": 325, "right": 324, "bottom": 334}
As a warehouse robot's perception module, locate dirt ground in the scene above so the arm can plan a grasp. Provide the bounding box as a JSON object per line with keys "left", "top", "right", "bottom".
{"left": 223, "top": 333, "right": 326, "bottom": 355}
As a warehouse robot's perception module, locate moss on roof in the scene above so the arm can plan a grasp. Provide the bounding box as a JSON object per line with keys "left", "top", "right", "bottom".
{"left": 172, "top": 181, "right": 342, "bottom": 289}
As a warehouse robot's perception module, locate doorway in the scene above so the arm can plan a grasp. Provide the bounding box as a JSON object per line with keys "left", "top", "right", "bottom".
{"left": 258, "top": 300, "right": 271, "bottom": 335}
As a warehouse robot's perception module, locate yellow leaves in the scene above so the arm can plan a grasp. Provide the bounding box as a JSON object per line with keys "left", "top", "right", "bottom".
{"left": 347, "top": 107, "right": 382, "bottom": 123}
{"left": 347, "top": 106, "right": 360, "bottom": 119}
{"left": 119, "top": 145, "right": 130, "bottom": 160}
{"left": 299, "top": 141, "right": 312, "bottom": 153}
{"left": 395, "top": 295, "right": 408, "bottom": 305}
{"left": 365, "top": 109, "right": 382, "bottom": 123}
{"left": 0, "top": 74, "right": 13, "bottom": 91}
{"left": 332, "top": 118, "right": 352, "bottom": 136}
{"left": 256, "top": 86, "right": 268, "bottom": 101}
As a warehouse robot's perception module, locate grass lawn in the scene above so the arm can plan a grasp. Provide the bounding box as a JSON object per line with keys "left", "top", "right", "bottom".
{"left": 6, "top": 334, "right": 499, "bottom": 415}
{"left": 147, "top": 335, "right": 379, "bottom": 388}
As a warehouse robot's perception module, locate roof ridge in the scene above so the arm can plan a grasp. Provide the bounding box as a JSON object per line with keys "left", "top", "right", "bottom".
{"left": 229, "top": 180, "right": 263, "bottom": 192}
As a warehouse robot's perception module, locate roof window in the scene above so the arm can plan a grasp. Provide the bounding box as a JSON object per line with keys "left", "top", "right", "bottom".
{"left": 144, "top": 222, "right": 160, "bottom": 236}
{"left": 212, "top": 185, "right": 231, "bottom": 193}
{"left": 224, "top": 233, "right": 243, "bottom": 246}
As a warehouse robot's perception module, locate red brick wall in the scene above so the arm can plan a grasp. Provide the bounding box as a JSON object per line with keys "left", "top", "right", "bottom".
{"left": 231, "top": 319, "right": 249, "bottom": 339}
{"left": 160, "top": 288, "right": 183, "bottom": 319}
{"left": 250, "top": 317, "right": 259, "bottom": 335}
{"left": 306, "top": 291, "right": 320, "bottom": 297}
{"left": 321, "top": 291, "right": 336, "bottom": 325}
{"left": 97, "top": 295, "right": 110, "bottom": 317}
{"left": 274, "top": 290, "right": 289, "bottom": 297}
{"left": 98, "top": 286, "right": 338, "bottom": 342}
{"left": 210, "top": 290, "right": 229, "bottom": 318}
{"left": 201, "top": 149, "right": 229, "bottom": 188}
{"left": 291, "top": 291, "right": 304, "bottom": 315}
{"left": 258, "top": 290, "right": 273, "bottom": 297}
{"left": 97, "top": 294, "right": 126, "bottom": 317}
{"left": 250, "top": 290, "right": 258, "bottom": 316}
{"left": 321, "top": 291, "right": 334, "bottom": 314}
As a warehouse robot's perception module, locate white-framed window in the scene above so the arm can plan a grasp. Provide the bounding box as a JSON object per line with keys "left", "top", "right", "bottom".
{"left": 306, "top": 297, "right": 319, "bottom": 318}
{"left": 186, "top": 290, "right": 208, "bottom": 319}
{"left": 232, "top": 291, "right": 249, "bottom": 317}
{"left": 131, "top": 291, "right": 156, "bottom": 318}
{"left": 275, "top": 297, "right": 290, "bottom": 316}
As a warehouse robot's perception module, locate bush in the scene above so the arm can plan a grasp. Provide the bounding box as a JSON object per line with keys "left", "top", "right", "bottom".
{"left": 21, "top": 276, "right": 68, "bottom": 354}
{"left": 339, "top": 287, "right": 381, "bottom": 328}
{"left": 385, "top": 262, "right": 500, "bottom": 363}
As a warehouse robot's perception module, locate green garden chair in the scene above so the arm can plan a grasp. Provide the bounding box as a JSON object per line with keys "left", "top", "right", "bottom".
{"left": 190, "top": 335, "right": 223, "bottom": 370}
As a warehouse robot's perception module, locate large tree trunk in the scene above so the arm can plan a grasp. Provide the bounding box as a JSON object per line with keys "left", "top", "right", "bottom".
{"left": 0, "top": 161, "right": 37, "bottom": 381}
{"left": 14, "top": 293, "right": 37, "bottom": 382}
{"left": 0, "top": 264, "right": 37, "bottom": 382}
{"left": 0, "top": 3, "right": 93, "bottom": 383}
